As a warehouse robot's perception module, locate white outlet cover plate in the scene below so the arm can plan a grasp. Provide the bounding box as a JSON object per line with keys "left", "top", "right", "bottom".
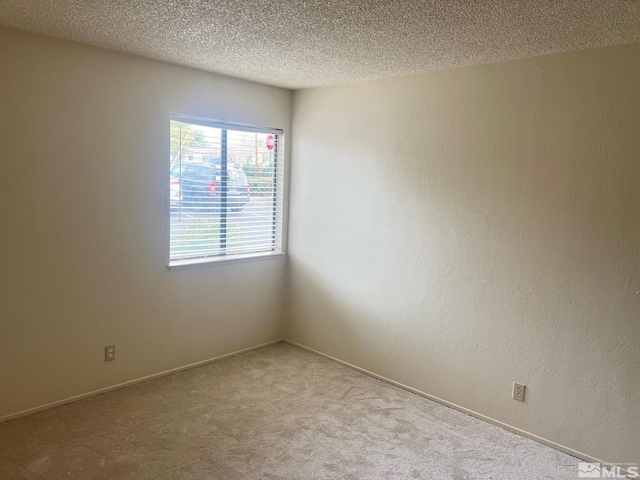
{"left": 513, "top": 382, "right": 525, "bottom": 402}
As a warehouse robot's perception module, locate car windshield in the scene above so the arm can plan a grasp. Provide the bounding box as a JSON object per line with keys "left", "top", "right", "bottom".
{"left": 170, "top": 165, "right": 195, "bottom": 177}
{"left": 228, "top": 166, "right": 247, "bottom": 182}
{"left": 171, "top": 163, "right": 246, "bottom": 183}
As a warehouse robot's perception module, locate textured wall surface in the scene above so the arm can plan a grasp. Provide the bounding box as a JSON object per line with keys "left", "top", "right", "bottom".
{"left": 288, "top": 43, "right": 640, "bottom": 463}
{"left": 0, "top": 28, "right": 291, "bottom": 419}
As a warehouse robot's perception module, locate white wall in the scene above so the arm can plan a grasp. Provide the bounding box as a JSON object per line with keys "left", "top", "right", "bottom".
{"left": 0, "top": 28, "right": 291, "bottom": 419}
{"left": 288, "top": 43, "right": 640, "bottom": 464}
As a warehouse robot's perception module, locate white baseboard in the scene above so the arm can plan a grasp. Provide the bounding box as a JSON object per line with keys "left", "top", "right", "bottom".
{"left": 0, "top": 338, "right": 284, "bottom": 424}
{"left": 283, "top": 339, "right": 629, "bottom": 475}
{"left": 2, "top": 337, "right": 631, "bottom": 477}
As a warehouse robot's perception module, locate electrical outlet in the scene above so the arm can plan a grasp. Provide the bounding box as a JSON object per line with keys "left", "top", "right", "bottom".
{"left": 512, "top": 382, "right": 525, "bottom": 402}
{"left": 105, "top": 345, "right": 115, "bottom": 362}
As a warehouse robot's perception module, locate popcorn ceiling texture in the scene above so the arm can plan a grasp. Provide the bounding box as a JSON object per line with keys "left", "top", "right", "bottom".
{"left": 0, "top": 0, "right": 639, "bottom": 88}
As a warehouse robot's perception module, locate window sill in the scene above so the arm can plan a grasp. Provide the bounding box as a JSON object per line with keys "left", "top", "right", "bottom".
{"left": 167, "top": 251, "right": 285, "bottom": 271}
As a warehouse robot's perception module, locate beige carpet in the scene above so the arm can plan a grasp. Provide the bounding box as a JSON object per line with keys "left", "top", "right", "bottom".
{"left": 0, "top": 343, "right": 579, "bottom": 479}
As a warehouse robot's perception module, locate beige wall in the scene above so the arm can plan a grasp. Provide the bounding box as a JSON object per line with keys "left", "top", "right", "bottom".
{"left": 288, "top": 44, "right": 640, "bottom": 463}
{"left": 0, "top": 28, "right": 291, "bottom": 419}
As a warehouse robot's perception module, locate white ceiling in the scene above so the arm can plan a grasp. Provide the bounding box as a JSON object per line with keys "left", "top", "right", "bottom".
{"left": 1, "top": 0, "right": 639, "bottom": 89}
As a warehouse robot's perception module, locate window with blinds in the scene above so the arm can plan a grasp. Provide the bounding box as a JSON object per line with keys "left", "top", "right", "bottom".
{"left": 169, "top": 115, "right": 284, "bottom": 267}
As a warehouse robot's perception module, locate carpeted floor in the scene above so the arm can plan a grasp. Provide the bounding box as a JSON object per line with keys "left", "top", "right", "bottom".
{"left": 0, "top": 343, "right": 579, "bottom": 479}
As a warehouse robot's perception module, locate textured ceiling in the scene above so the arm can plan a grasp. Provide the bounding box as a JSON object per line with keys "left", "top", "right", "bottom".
{"left": 1, "top": 0, "right": 639, "bottom": 89}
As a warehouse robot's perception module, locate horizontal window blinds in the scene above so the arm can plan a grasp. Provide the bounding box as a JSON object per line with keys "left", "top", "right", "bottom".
{"left": 169, "top": 116, "right": 284, "bottom": 264}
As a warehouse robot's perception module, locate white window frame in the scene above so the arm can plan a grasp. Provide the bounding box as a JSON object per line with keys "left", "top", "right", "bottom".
{"left": 167, "top": 114, "right": 286, "bottom": 270}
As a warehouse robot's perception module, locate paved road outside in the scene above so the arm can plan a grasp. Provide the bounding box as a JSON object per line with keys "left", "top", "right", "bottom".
{"left": 170, "top": 197, "right": 275, "bottom": 257}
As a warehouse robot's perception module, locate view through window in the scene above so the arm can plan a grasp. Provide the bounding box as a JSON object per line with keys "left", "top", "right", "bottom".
{"left": 169, "top": 116, "right": 283, "bottom": 265}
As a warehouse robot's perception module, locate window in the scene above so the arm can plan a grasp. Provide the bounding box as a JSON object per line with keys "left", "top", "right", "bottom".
{"left": 169, "top": 115, "right": 284, "bottom": 267}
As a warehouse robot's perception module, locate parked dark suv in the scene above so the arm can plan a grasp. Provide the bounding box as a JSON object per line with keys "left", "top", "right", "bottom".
{"left": 170, "top": 163, "right": 250, "bottom": 212}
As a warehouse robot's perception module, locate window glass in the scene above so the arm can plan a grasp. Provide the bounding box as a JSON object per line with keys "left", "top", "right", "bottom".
{"left": 169, "top": 117, "right": 284, "bottom": 265}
